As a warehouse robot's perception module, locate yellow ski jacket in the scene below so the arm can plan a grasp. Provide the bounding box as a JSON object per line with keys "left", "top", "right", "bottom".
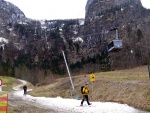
{"left": 82, "top": 87, "right": 89, "bottom": 95}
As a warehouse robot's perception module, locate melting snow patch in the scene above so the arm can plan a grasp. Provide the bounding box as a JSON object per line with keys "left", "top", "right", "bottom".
{"left": 73, "top": 37, "right": 83, "bottom": 43}
{"left": 79, "top": 20, "right": 84, "bottom": 25}
{"left": 0, "top": 37, "right": 8, "bottom": 43}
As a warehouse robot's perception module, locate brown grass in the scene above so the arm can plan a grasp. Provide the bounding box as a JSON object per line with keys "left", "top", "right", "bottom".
{"left": 29, "top": 65, "right": 150, "bottom": 111}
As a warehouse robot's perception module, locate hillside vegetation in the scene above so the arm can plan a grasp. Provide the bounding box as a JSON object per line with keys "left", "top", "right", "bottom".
{"left": 0, "top": 75, "right": 34, "bottom": 113}
{"left": 29, "top": 65, "right": 150, "bottom": 111}
{"left": 0, "top": 76, "right": 16, "bottom": 92}
{"left": 0, "top": 76, "right": 19, "bottom": 113}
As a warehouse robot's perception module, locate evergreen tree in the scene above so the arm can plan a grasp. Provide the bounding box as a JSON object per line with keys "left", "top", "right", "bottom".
{"left": 137, "top": 29, "right": 144, "bottom": 41}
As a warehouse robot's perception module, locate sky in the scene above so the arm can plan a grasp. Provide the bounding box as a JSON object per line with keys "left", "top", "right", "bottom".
{"left": 5, "top": 0, "right": 87, "bottom": 20}
{"left": 11, "top": 79, "right": 148, "bottom": 113}
{"left": 4, "top": 0, "right": 150, "bottom": 20}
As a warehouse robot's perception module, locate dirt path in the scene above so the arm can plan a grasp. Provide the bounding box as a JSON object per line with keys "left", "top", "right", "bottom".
{"left": 8, "top": 94, "right": 58, "bottom": 113}
{"left": 6, "top": 79, "right": 150, "bottom": 113}
{"left": 8, "top": 80, "right": 73, "bottom": 113}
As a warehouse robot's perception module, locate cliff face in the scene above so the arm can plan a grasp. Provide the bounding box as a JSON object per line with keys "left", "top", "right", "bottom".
{"left": 0, "top": 0, "right": 32, "bottom": 50}
{"left": 85, "top": 0, "right": 143, "bottom": 20}
{"left": 84, "top": 0, "right": 150, "bottom": 69}
{"left": 0, "top": 0, "right": 25, "bottom": 24}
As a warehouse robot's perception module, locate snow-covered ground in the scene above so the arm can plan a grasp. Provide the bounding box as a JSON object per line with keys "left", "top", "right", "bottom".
{"left": 12, "top": 80, "right": 149, "bottom": 113}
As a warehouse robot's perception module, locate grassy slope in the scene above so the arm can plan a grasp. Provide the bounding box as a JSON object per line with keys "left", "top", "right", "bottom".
{"left": 29, "top": 65, "right": 150, "bottom": 111}
{"left": 0, "top": 76, "right": 33, "bottom": 113}
{"left": 0, "top": 76, "right": 17, "bottom": 113}
{"left": 0, "top": 76, "right": 16, "bottom": 92}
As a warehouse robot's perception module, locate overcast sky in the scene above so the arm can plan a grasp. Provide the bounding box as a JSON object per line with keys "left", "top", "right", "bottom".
{"left": 5, "top": 0, "right": 150, "bottom": 20}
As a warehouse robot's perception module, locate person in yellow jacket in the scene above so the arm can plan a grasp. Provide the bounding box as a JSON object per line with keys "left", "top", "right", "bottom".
{"left": 80, "top": 84, "right": 91, "bottom": 106}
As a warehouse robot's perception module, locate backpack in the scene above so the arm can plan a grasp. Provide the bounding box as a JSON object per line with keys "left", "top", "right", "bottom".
{"left": 81, "top": 86, "right": 85, "bottom": 94}
{"left": 23, "top": 86, "right": 27, "bottom": 90}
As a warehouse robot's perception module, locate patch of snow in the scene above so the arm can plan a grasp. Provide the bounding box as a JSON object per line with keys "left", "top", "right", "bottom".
{"left": 18, "top": 21, "right": 27, "bottom": 25}
{"left": 14, "top": 92, "right": 142, "bottom": 113}
{"left": 8, "top": 28, "right": 13, "bottom": 31}
{"left": 61, "top": 24, "right": 65, "bottom": 27}
{"left": 73, "top": 31, "right": 78, "bottom": 34}
{"left": 73, "top": 37, "right": 83, "bottom": 43}
{"left": 0, "top": 37, "right": 9, "bottom": 43}
{"left": 0, "top": 44, "right": 5, "bottom": 49}
{"left": 13, "top": 33, "right": 17, "bottom": 37}
{"left": 41, "top": 26, "right": 47, "bottom": 29}
{"left": 59, "top": 28, "right": 63, "bottom": 31}
{"left": 79, "top": 20, "right": 84, "bottom": 25}
{"left": 1, "top": 30, "right": 4, "bottom": 33}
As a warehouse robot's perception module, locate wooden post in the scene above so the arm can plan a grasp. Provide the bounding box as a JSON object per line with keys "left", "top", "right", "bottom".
{"left": 148, "top": 65, "right": 150, "bottom": 79}
{"left": 90, "top": 73, "right": 95, "bottom": 101}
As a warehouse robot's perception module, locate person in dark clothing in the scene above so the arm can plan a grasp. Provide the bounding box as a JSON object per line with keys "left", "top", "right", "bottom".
{"left": 23, "top": 85, "right": 27, "bottom": 95}
{"left": 80, "top": 84, "right": 91, "bottom": 106}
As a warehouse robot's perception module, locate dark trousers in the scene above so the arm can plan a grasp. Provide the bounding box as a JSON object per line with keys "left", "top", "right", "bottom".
{"left": 81, "top": 95, "right": 90, "bottom": 105}
{"left": 24, "top": 89, "right": 27, "bottom": 95}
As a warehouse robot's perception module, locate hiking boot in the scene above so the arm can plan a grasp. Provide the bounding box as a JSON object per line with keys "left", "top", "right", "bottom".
{"left": 80, "top": 104, "right": 83, "bottom": 106}
{"left": 88, "top": 103, "right": 92, "bottom": 105}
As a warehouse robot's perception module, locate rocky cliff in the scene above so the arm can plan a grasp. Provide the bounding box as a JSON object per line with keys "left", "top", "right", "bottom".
{"left": 84, "top": 0, "right": 150, "bottom": 69}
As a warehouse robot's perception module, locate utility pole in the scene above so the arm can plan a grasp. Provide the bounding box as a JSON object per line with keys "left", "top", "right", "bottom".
{"left": 62, "top": 51, "right": 74, "bottom": 90}
{"left": 62, "top": 51, "right": 79, "bottom": 99}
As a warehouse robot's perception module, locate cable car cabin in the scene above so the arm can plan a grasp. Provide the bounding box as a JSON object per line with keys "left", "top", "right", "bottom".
{"left": 108, "top": 40, "right": 123, "bottom": 52}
